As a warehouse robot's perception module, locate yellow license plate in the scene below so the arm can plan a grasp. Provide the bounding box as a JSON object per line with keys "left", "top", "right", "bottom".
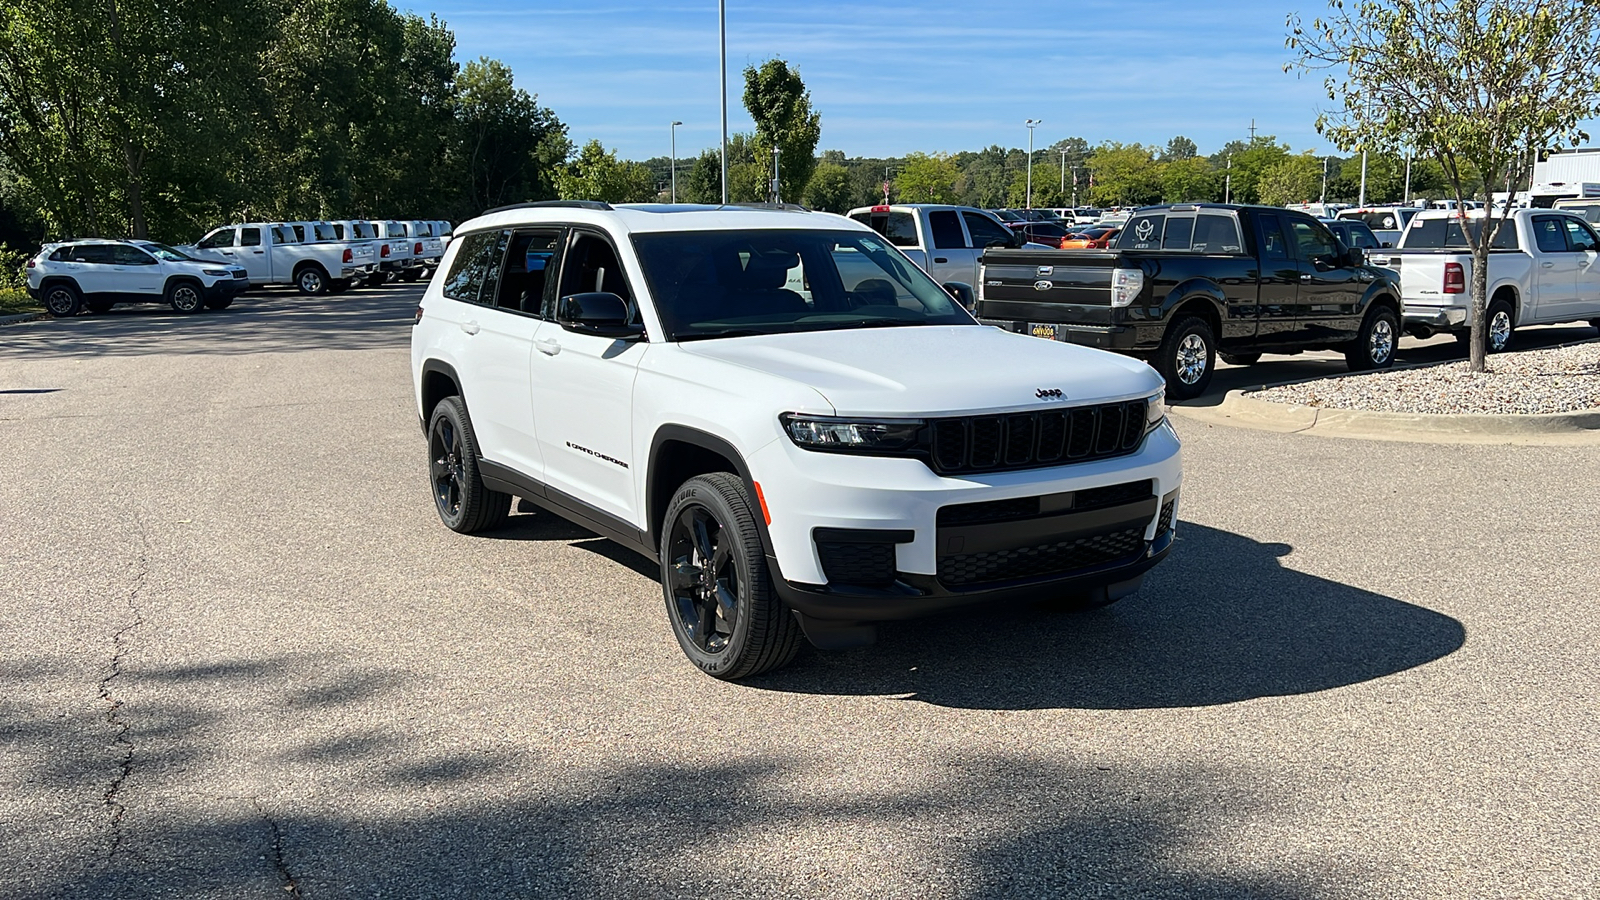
{"left": 1030, "top": 323, "right": 1058, "bottom": 340}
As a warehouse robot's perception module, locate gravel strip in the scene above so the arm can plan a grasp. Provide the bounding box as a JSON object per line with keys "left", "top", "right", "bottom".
{"left": 1252, "top": 341, "right": 1600, "bottom": 415}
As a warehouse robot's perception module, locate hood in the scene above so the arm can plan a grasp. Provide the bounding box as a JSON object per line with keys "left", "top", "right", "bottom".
{"left": 680, "top": 325, "right": 1161, "bottom": 417}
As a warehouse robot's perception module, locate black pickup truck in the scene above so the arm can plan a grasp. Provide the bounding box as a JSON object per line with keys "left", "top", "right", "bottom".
{"left": 976, "top": 204, "right": 1403, "bottom": 398}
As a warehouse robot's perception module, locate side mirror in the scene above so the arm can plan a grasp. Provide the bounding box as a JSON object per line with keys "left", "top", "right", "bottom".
{"left": 1347, "top": 247, "right": 1366, "bottom": 267}
{"left": 943, "top": 281, "right": 975, "bottom": 310}
{"left": 556, "top": 292, "right": 645, "bottom": 340}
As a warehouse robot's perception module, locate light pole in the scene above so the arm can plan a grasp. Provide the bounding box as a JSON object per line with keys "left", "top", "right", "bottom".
{"left": 1404, "top": 152, "right": 1413, "bottom": 205}
{"left": 770, "top": 146, "right": 781, "bottom": 203}
{"left": 1025, "top": 119, "right": 1042, "bottom": 209}
{"left": 1359, "top": 148, "right": 1369, "bottom": 207}
{"left": 1071, "top": 166, "right": 1079, "bottom": 207}
{"left": 670, "top": 120, "right": 683, "bottom": 203}
{"left": 1059, "top": 149, "right": 1068, "bottom": 201}
{"left": 718, "top": 0, "right": 728, "bottom": 205}
{"left": 1321, "top": 157, "right": 1329, "bottom": 204}
{"left": 1224, "top": 155, "right": 1232, "bottom": 204}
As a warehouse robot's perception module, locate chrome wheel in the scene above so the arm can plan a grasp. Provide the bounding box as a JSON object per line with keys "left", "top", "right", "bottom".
{"left": 298, "top": 269, "right": 324, "bottom": 294}
{"left": 1175, "top": 333, "right": 1209, "bottom": 385}
{"left": 1369, "top": 317, "right": 1395, "bottom": 365}
{"left": 666, "top": 505, "right": 740, "bottom": 656}
{"left": 1488, "top": 309, "right": 1512, "bottom": 352}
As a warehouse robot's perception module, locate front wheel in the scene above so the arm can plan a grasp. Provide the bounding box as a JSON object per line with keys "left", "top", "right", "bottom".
{"left": 296, "top": 266, "right": 328, "bottom": 295}
{"left": 1344, "top": 305, "right": 1399, "bottom": 371}
{"left": 1155, "top": 316, "right": 1216, "bottom": 401}
{"left": 44, "top": 283, "right": 83, "bottom": 318}
{"left": 661, "top": 473, "right": 802, "bottom": 680}
{"left": 426, "top": 396, "right": 510, "bottom": 534}
{"left": 167, "top": 281, "right": 205, "bottom": 314}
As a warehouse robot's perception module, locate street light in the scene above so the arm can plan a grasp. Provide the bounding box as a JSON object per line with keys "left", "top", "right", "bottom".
{"left": 670, "top": 121, "right": 683, "bottom": 203}
{"left": 1059, "top": 149, "right": 1068, "bottom": 201}
{"left": 1025, "top": 119, "right": 1042, "bottom": 209}
{"left": 718, "top": 0, "right": 728, "bottom": 205}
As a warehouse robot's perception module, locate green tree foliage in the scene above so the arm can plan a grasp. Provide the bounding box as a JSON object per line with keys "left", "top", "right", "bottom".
{"left": 1209, "top": 136, "right": 1291, "bottom": 204}
{"left": 454, "top": 58, "right": 570, "bottom": 211}
{"left": 741, "top": 59, "right": 821, "bottom": 203}
{"left": 556, "top": 140, "right": 656, "bottom": 203}
{"left": 802, "top": 161, "right": 852, "bottom": 212}
{"left": 894, "top": 153, "right": 961, "bottom": 203}
{"left": 1161, "top": 156, "right": 1219, "bottom": 202}
{"left": 1164, "top": 136, "right": 1199, "bottom": 160}
{"left": 1289, "top": 0, "right": 1600, "bottom": 371}
{"left": 1088, "top": 143, "right": 1162, "bottom": 207}
{"left": 1256, "top": 154, "right": 1326, "bottom": 206}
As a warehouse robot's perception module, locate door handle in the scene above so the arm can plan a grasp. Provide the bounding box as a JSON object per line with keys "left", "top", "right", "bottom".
{"left": 460, "top": 321, "right": 480, "bottom": 335}
{"left": 1541, "top": 261, "right": 1555, "bottom": 268}
{"left": 933, "top": 257, "right": 949, "bottom": 263}
{"left": 252, "top": 250, "right": 264, "bottom": 254}
{"left": 1299, "top": 273, "right": 1312, "bottom": 282}
{"left": 535, "top": 338, "right": 561, "bottom": 356}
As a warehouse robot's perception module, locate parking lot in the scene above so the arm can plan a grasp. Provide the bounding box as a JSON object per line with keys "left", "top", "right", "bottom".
{"left": 2, "top": 285, "right": 1597, "bottom": 898}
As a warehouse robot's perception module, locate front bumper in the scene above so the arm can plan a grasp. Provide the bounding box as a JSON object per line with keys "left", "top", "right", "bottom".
{"left": 204, "top": 278, "right": 249, "bottom": 300}
{"left": 753, "top": 421, "right": 1183, "bottom": 621}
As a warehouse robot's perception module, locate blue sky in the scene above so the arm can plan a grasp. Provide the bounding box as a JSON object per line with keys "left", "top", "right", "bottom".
{"left": 409, "top": 0, "right": 1338, "bottom": 161}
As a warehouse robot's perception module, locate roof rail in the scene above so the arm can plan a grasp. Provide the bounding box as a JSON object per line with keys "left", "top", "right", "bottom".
{"left": 481, "top": 199, "right": 614, "bottom": 215}
{"left": 723, "top": 202, "right": 812, "bottom": 212}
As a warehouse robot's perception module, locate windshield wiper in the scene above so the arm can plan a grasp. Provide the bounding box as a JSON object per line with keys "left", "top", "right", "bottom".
{"left": 674, "top": 328, "right": 775, "bottom": 342}
{"left": 799, "top": 318, "right": 925, "bottom": 330}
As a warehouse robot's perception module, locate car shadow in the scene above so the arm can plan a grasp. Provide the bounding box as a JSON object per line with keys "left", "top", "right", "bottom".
{"left": 747, "top": 522, "right": 1465, "bottom": 710}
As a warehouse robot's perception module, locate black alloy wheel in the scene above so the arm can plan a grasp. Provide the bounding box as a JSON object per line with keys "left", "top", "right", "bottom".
{"left": 44, "top": 284, "right": 82, "bottom": 317}
{"left": 426, "top": 396, "right": 509, "bottom": 533}
{"left": 167, "top": 281, "right": 205, "bottom": 314}
{"left": 660, "top": 473, "right": 801, "bottom": 679}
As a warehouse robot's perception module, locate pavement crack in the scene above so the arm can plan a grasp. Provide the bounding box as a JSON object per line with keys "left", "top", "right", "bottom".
{"left": 254, "top": 801, "right": 304, "bottom": 898}
{"left": 98, "top": 512, "right": 151, "bottom": 860}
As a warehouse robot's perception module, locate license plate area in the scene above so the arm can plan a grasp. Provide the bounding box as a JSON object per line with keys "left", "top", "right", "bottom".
{"left": 1029, "top": 323, "right": 1059, "bottom": 341}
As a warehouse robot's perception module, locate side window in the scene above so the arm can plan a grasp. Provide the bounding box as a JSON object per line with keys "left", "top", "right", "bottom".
{"left": 1192, "top": 214, "right": 1243, "bottom": 254}
{"left": 1118, "top": 213, "right": 1165, "bottom": 250}
{"left": 493, "top": 229, "right": 564, "bottom": 315}
{"left": 557, "top": 233, "right": 634, "bottom": 313}
{"left": 74, "top": 245, "right": 115, "bottom": 264}
{"left": 1562, "top": 218, "right": 1599, "bottom": 252}
{"left": 1531, "top": 217, "right": 1567, "bottom": 253}
{"left": 1351, "top": 227, "right": 1380, "bottom": 249}
{"left": 1161, "top": 216, "right": 1195, "bottom": 251}
{"left": 1257, "top": 214, "right": 1291, "bottom": 262}
{"left": 112, "top": 245, "right": 156, "bottom": 265}
{"left": 273, "top": 227, "right": 294, "bottom": 245}
{"left": 962, "top": 212, "right": 1014, "bottom": 248}
{"left": 197, "top": 228, "right": 236, "bottom": 249}
{"left": 240, "top": 228, "right": 261, "bottom": 247}
{"left": 291, "top": 225, "right": 306, "bottom": 242}
{"left": 1288, "top": 218, "right": 1339, "bottom": 262}
{"left": 440, "top": 232, "right": 506, "bottom": 306}
{"left": 928, "top": 211, "right": 967, "bottom": 250}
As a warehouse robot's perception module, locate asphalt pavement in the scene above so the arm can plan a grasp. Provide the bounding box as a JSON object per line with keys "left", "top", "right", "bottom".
{"left": 1, "top": 285, "right": 1596, "bottom": 898}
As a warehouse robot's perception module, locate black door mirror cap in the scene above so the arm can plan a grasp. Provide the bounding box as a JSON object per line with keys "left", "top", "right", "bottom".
{"left": 1347, "top": 247, "right": 1366, "bottom": 267}
{"left": 557, "top": 292, "right": 646, "bottom": 339}
{"left": 942, "top": 281, "right": 975, "bottom": 310}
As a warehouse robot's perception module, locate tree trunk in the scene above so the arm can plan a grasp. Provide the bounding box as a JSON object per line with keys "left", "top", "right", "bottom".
{"left": 1468, "top": 240, "right": 1489, "bottom": 372}
{"left": 126, "top": 141, "right": 146, "bottom": 240}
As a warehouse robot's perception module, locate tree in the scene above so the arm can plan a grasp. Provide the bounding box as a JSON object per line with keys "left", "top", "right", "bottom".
{"left": 1088, "top": 143, "right": 1162, "bottom": 207}
{"left": 454, "top": 58, "right": 569, "bottom": 214}
{"left": 1289, "top": 0, "right": 1600, "bottom": 371}
{"left": 895, "top": 153, "right": 961, "bottom": 203}
{"left": 1164, "top": 136, "right": 1199, "bottom": 160}
{"left": 802, "top": 161, "right": 852, "bottom": 212}
{"left": 557, "top": 140, "right": 655, "bottom": 203}
{"left": 741, "top": 59, "right": 821, "bottom": 203}
{"left": 1257, "top": 154, "right": 1325, "bottom": 206}
{"left": 1209, "top": 136, "right": 1290, "bottom": 204}
{"left": 1161, "top": 156, "right": 1218, "bottom": 203}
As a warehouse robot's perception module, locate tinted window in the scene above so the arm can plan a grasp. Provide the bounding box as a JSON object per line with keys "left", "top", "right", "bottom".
{"left": 1257, "top": 214, "right": 1292, "bottom": 261}
{"left": 111, "top": 245, "right": 156, "bottom": 265}
{"left": 849, "top": 211, "right": 919, "bottom": 247}
{"left": 1347, "top": 225, "right": 1381, "bottom": 249}
{"left": 962, "top": 212, "right": 1014, "bottom": 248}
{"left": 314, "top": 223, "right": 340, "bottom": 242}
{"left": 928, "top": 211, "right": 967, "bottom": 250}
{"left": 1399, "top": 217, "right": 1519, "bottom": 249}
{"left": 197, "top": 229, "right": 235, "bottom": 249}
{"left": 71, "top": 245, "right": 116, "bottom": 264}
{"left": 440, "top": 232, "right": 506, "bottom": 305}
{"left": 273, "top": 227, "right": 294, "bottom": 244}
{"left": 1161, "top": 216, "right": 1194, "bottom": 250}
{"left": 1191, "top": 214, "right": 1243, "bottom": 253}
{"left": 1117, "top": 213, "right": 1165, "bottom": 250}
{"left": 1288, "top": 218, "right": 1339, "bottom": 261}
{"left": 1531, "top": 217, "right": 1567, "bottom": 253}
{"left": 291, "top": 225, "right": 306, "bottom": 242}
{"left": 631, "top": 229, "right": 972, "bottom": 341}
{"left": 1562, "top": 218, "right": 1599, "bottom": 252}
{"left": 493, "top": 230, "right": 564, "bottom": 315}
{"left": 240, "top": 228, "right": 261, "bottom": 247}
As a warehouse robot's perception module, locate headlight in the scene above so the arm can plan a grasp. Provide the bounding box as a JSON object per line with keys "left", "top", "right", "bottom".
{"left": 780, "top": 414, "right": 924, "bottom": 453}
{"left": 1111, "top": 267, "right": 1144, "bottom": 307}
{"left": 202, "top": 268, "right": 229, "bottom": 276}
{"left": 1145, "top": 388, "right": 1166, "bottom": 432}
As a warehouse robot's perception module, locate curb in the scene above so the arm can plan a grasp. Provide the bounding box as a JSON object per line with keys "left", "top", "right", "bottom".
{"left": 1172, "top": 388, "right": 1600, "bottom": 443}
{"left": 0, "top": 311, "right": 46, "bottom": 326}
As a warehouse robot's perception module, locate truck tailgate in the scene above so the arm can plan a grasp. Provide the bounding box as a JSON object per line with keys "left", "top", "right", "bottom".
{"left": 978, "top": 249, "right": 1118, "bottom": 325}
{"left": 1397, "top": 252, "right": 1459, "bottom": 304}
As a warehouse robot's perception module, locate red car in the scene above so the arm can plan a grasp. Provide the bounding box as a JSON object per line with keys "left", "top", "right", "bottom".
{"left": 1060, "top": 226, "right": 1119, "bottom": 249}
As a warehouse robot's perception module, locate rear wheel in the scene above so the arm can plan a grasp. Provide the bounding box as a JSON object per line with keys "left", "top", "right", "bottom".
{"left": 661, "top": 473, "right": 802, "bottom": 680}
{"left": 166, "top": 280, "right": 205, "bottom": 314}
{"left": 86, "top": 299, "right": 115, "bottom": 314}
{"left": 426, "top": 396, "right": 510, "bottom": 534}
{"left": 1155, "top": 316, "right": 1216, "bottom": 401}
{"left": 295, "top": 266, "right": 328, "bottom": 295}
{"left": 44, "top": 283, "right": 83, "bottom": 317}
{"left": 1344, "top": 305, "right": 1399, "bottom": 371}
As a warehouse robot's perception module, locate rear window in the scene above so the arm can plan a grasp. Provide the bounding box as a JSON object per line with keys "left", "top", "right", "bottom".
{"left": 849, "top": 211, "right": 919, "bottom": 247}
{"left": 1400, "top": 217, "right": 1519, "bottom": 250}
{"left": 314, "top": 223, "right": 339, "bottom": 241}
{"left": 1114, "top": 211, "right": 1242, "bottom": 253}
{"left": 1340, "top": 209, "right": 1416, "bottom": 231}
{"left": 1117, "top": 213, "right": 1166, "bottom": 250}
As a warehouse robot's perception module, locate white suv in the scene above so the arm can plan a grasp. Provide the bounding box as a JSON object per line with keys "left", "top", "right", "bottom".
{"left": 410, "top": 201, "right": 1182, "bottom": 679}
{"left": 28, "top": 239, "right": 249, "bottom": 316}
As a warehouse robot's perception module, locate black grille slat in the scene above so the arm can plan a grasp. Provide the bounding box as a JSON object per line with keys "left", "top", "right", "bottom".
{"left": 926, "top": 400, "right": 1150, "bottom": 476}
{"left": 1037, "top": 412, "right": 1066, "bottom": 462}
{"left": 1157, "top": 499, "right": 1177, "bottom": 536}
{"left": 1066, "top": 408, "right": 1097, "bottom": 458}
{"left": 1004, "top": 415, "right": 1036, "bottom": 466}
{"left": 937, "top": 526, "right": 1145, "bottom": 587}
{"left": 1122, "top": 400, "right": 1147, "bottom": 448}
{"left": 970, "top": 418, "right": 1003, "bottom": 468}
{"left": 1096, "top": 406, "right": 1124, "bottom": 454}
{"left": 937, "top": 496, "right": 1042, "bottom": 527}
{"left": 934, "top": 420, "right": 967, "bottom": 471}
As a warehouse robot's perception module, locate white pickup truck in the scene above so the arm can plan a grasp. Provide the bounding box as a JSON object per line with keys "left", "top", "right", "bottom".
{"left": 371, "top": 220, "right": 423, "bottom": 284}
{"left": 1398, "top": 208, "right": 1600, "bottom": 350}
{"left": 406, "top": 220, "right": 446, "bottom": 278}
{"left": 185, "top": 222, "right": 376, "bottom": 294}
{"left": 846, "top": 204, "right": 1033, "bottom": 306}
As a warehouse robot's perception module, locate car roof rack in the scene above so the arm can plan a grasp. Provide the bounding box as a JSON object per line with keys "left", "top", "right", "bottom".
{"left": 481, "top": 200, "right": 614, "bottom": 215}
{"left": 721, "top": 202, "right": 812, "bottom": 212}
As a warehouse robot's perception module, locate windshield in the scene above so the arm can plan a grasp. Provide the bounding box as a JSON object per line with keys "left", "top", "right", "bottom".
{"left": 632, "top": 229, "right": 975, "bottom": 341}
{"left": 142, "top": 243, "right": 196, "bottom": 262}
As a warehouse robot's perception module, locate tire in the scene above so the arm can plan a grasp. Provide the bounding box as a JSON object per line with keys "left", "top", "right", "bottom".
{"left": 1344, "top": 304, "right": 1400, "bottom": 371}
{"left": 328, "top": 278, "right": 351, "bottom": 294}
{"left": 400, "top": 268, "right": 422, "bottom": 283}
{"left": 86, "top": 299, "right": 115, "bottom": 314}
{"left": 1219, "top": 352, "right": 1260, "bottom": 366}
{"left": 365, "top": 272, "right": 388, "bottom": 288}
{"left": 660, "top": 472, "right": 803, "bottom": 680}
{"left": 1154, "top": 316, "right": 1216, "bottom": 401}
{"left": 166, "top": 280, "right": 205, "bottom": 314}
{"left": 203, "top": 296, "right": 233, "bottom": 310}
{"left": 43, "top": 283, "right": 83, "bottom": 318}
{"left": 426, "top": 396, "right": 510, "bottom": 534}
{"left": 295, "top": 265, "right": 328, "bottom": 295}
{"left": 1589, "top": 318, "right": 1600, "bottom": 333}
